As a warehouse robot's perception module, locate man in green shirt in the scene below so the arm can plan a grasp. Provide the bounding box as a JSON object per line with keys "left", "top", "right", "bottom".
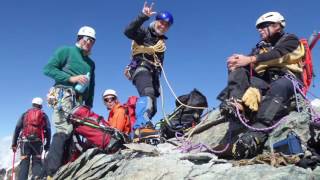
{"left": 43, "top": 26, "right": 96, "bottom": 177}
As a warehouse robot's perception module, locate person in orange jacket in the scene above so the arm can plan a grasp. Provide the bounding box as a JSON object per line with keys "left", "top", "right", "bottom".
{"left": 103, "top": 89, "right": 131, "bottom": 134}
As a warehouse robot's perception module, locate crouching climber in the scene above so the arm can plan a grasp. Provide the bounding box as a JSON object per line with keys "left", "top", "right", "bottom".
{"left": 103, "top": 89, "right": 131, "bottom": 134}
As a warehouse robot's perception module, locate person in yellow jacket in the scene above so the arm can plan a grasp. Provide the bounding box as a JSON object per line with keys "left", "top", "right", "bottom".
{"left": 103, "top": 89, "right": 131, "bottom": 134}
{"left": 216, "top": 12, "right": 305, "bottom": 159}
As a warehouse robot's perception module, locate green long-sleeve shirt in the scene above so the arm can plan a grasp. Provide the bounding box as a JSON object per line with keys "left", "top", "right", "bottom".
{"left": 44, "top": 46, "right": 95, "bottom": 107}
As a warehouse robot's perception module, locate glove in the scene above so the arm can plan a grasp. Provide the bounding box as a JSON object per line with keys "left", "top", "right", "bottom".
{"left": 12, "top": 145, "right": 17, "bottom": 153}
{"left": 242, "top": 87, "right": 261, "bottom": 111}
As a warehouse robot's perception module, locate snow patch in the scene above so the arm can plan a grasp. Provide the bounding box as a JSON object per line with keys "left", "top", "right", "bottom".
{"left": 0, "top": 136, "right": 19, "bottom": 170}
{"left": 311, "top": 99, "right": 320, "bottom": 107}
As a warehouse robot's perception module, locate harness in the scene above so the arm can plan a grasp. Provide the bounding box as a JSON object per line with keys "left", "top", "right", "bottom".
{"left": 47, "top": 85, "right": 79, "bottom": 111}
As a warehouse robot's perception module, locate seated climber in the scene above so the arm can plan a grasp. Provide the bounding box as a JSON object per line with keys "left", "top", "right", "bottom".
{"left": 216, "top": 12, "right": 305, "bottom": 159}
{"left": 102, "top": 89, "right": 160, "bottom": 144}
{"left": 103, "top": 89, "right": 131, "bottom": 134}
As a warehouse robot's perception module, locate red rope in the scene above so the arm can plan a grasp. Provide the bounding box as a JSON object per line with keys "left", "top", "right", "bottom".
{"left": 11, "top": 151, "right": 16, "bottom": 180}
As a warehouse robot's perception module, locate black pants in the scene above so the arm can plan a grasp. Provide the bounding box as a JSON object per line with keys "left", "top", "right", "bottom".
{"left": 217, "top": 67, "right": 297, "bottom": 159}
{"left": 45, "top": 132, "right": 70, "bottom": 176}
{"left": 218, "top": 67, "right": 295, "bottom": 124}
{"left": 19, "top": 141, "right": 43, "bottom": 180}
{"left": 133, "top": 67, "right": 160, "bottom": 119}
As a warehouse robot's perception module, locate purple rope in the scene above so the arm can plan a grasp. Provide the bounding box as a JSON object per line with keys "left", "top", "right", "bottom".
{"left": 233, "top": 74, "right": 320, "bottom": 132}
{"left": 174, "top": 131, "right": 202, "bottom": 153}
{"left": 284, "top": 74, "right": 320, "bottom": 123}
{"left": 174, "top": 130, "right": 230, "bottom": 154}
{"left": 235, "top": 105, "right": 287, "bottom": 132}
{"left": 199, "top": 143, "right": 230, "bottom": 154}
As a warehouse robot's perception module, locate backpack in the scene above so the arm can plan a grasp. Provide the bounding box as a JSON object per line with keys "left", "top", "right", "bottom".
{"left": 70, "top": 105, "right": 112, "bottom": 150}
{"left": 123, "top": 96, "right": 139, "bottom": 130}
{"left": 160, "top": 89, "right": 208, "bottom": 139}
{"left": 300, "top": 39, "right": 314, "bottom": 95}
{"left": 22, "top": 108, "right": 45, "bottom": 140}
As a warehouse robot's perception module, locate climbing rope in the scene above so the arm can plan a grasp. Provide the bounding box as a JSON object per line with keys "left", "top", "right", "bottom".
{"left": 232, "top": 74, "right": 319, "bottom": 132}
{"left": 285, "top": 74, "right": 320, "bottom": 122}
{"left": 159, "top": 62, "right": 209, "bottom": 110}
{"left": 131, "top": 40, "right": 166, "bottom": 67}
{"left": 131, "top": 39, "right": 209, "bottom": 117}
{"left": 131, "top": 40, "right": 166, "bottom": 56}
{"left": 234, "top": 104, "right": 288, "bottom": 132}
{"left": 175, "top": 130, "right": 231, "bottom": 154}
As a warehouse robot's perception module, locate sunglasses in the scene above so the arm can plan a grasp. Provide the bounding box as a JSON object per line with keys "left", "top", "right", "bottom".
{"left": 256, "top": 22, "right": 273, "bottom": 29}
{"left": 82, "top": 36, "right": 95, "bottom": 43}
{"left": 104, "top": 97, "right": 116, "bottom": 103}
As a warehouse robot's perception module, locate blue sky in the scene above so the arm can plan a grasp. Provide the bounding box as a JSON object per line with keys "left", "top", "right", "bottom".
{"left": 1, "top": 0, "right": 320, "bottom": 139}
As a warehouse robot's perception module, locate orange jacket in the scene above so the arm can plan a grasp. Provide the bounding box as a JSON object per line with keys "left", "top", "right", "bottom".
{"left": 108, "top": 103, "right": 131, "bottom": 134}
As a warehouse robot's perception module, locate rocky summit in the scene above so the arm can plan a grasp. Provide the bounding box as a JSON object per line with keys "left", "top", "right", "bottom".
{"left": 51, "top": 107, "right": 320, "bottom": 180}
{"left": 52, "top": 144, "right": 320, "bottom": 180}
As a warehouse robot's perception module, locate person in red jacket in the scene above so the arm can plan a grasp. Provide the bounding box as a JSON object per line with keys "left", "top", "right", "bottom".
{"left": 103, "top": 89, "right": 131, "bottom": 134}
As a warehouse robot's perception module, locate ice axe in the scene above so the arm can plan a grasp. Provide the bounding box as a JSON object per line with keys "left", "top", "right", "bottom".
{"left": 308, "top": 31, "right": 320, "bottom": 50}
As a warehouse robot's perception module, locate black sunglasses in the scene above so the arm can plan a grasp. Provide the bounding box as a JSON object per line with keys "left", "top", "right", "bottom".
{"left": 82, "top": 36, "right": 95, "bottom": 43}
{"left": 104, "top": 97, "right": 116, "bottom": 103}
{"left": 256, "top": 22, "right": 273, "bottom": 29}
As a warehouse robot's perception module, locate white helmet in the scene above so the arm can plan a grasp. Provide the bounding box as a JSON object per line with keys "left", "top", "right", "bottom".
{"left": 77, "top": 26, "right": 96, "bottom": 39}
{"left": 256, "top": 12, "right": 286, "bottom": 28}
{"left": 103, "top": 89, "right": 117, "bottom": 98}
{"left": 32, "top": 97, "right": 43, "bottom": 105}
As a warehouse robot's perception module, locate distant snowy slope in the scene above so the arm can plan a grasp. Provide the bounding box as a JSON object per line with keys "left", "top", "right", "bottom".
{"left": 311, "top": 98, "right": 320, "bottom": 108}
{"left": 0, "top": 136, "right": 19, "bottom": 169}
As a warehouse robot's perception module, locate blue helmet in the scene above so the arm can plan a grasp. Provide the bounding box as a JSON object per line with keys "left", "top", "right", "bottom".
{"left": 155, "top": 11, "right": 174, "bottom": 26}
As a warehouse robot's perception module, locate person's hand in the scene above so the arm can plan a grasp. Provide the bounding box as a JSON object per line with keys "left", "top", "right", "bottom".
{"left": 142, "top": 2, "right": 156, "bottom": 17}
{"left": 12, "top": 145, "right": 17, "bottom": 152}
{"left": 69, "top": 75, "right": 88, "bottom": 85}
{"left": 227, "top": 54, "right": 254, "bottom": 71}
{"left": 227, "top": 54, "right": 239, "bottom": 71}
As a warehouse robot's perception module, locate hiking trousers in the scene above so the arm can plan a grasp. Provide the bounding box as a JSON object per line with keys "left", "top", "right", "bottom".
{"left": 19, "top": 141, "right": 43, "bottom": 180}
{"left": 133, "top": 67, "right": 160, "bottom": 119}
{"left": 46, "top": 86, "right": 79, "bottom": 176}
{"left": 217, "top": 67, "right": 296, "bottom": 124}
{"left": 52, "top": 86, "right": 79, "bottom": 135}
{"left": 217, "top": 67, "right": 298, "bottom": 159}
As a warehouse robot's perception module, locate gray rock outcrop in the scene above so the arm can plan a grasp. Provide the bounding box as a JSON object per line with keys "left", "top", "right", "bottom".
{"left": 53, "top": 144, "right": 319, "bottom": 180}
{"left": 52, "top": 107, "right": 320, "bottom": 179}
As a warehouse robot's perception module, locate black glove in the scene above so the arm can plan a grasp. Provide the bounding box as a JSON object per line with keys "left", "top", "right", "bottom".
{"left": 12, "top": 145, "right": 17, "bottom": 153}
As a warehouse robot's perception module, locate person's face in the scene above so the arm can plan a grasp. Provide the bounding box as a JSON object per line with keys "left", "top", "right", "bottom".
{"left": 104, "top": 95, "right": 117, "bottom": 110}
{"left": 154, "top": 20, "right": 170, "bottom": 34}
{"left": 257, "top": 22, "right": 281, "bottom": 41}
{"left": 78, "top": 36, "right": 95, "bottom": 53}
